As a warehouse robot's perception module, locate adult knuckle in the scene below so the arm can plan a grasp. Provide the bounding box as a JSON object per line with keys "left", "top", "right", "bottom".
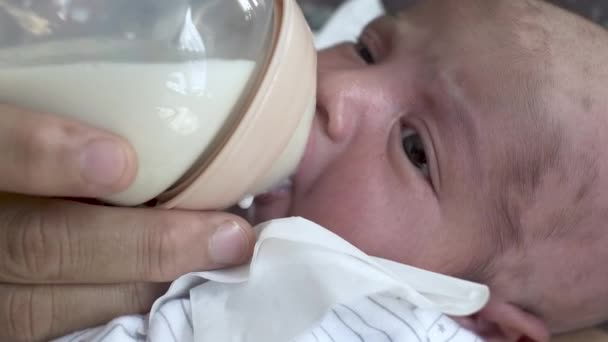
{"left": 3, "top": 208, "right": 63, "bottom": 282}
{"left": 2, "top": 287, "right": 52, "bottom": 342}
{"left": 18, "top": 117, "right": 82, "bottom": 185}
{"left": 18, "top": 118, "right": 56, "bottom": 173}
{"left": 128, "top": 283, "right": 157, "bottom": 313}
{"left": 129, "top": 283, "right": 147, "bottom": 312}
{"left": 21, "top": 115, "right": 79, "bottom": 151}
{"left": 139, "top": 215, "right": 183, "bottom": 281}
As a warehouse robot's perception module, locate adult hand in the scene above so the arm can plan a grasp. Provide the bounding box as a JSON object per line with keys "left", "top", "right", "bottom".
{"left": 0, "top": 105, "right": 255, "bottom": 341}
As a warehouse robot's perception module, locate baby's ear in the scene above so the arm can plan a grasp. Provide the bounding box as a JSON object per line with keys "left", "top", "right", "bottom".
{"left": 452, "top": 296, "right": 550, "bottom": 342}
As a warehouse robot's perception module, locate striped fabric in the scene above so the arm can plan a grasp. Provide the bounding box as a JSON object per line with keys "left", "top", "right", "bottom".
{"left": 56, "top": 293, "right": 480, "bottom": 342}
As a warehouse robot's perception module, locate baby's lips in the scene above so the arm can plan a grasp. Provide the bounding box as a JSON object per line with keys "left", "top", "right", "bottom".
{"left": 253, "top": 177, "right": 293, "bottom": 206}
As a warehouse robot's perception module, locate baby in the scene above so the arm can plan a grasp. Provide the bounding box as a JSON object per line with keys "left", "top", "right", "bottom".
{"left": 58, "top": 0, "right": 608, "bottom": 340}
{"left": 255, "top": 0, "right": 608, "bottom": 338}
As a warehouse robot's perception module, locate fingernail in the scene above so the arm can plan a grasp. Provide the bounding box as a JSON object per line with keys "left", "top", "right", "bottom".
{"left": 209, "top": 221, "right": 248, "bottom": 265}
{"left": 80, "top": 139, "right": 128, "bottom": 187}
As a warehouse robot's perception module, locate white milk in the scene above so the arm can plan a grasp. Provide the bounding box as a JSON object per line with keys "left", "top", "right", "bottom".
{"left": 0, "top": 59, "right": 256, "bottom": 205}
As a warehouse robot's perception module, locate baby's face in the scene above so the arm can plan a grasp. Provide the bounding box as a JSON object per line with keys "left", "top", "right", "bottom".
{"left": 257, "top": 0, "right": 553, "bottom": 275}
{"left": 256, "top": 0, "right": 608, "bottom": 331}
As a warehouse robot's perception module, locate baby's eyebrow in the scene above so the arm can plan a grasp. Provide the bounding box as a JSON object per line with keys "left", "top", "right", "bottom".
{"left": 489, "top": 100, "right": 565, "bottom": 251}
{"left": 441, "top": 90, "right": 479, "bottom": 158}
{"left": 436, "top": 55, "right": 566, "bottom": 249}
{"left": 427, "top": 67, "right": 484, "bottom": 179}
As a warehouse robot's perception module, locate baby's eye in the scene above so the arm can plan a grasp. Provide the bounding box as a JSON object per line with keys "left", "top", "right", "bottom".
{"left": 354, "top": 40, "right": 375, "bottom": 65}
{"left": 402, "top": 128, "right": 430, "bottom": 178}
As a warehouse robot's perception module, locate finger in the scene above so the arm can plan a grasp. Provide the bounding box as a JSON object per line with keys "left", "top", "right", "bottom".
{"left": 0, "top": 196, "right": 255, "bottom": 284}
{"left": 0, "top": 282, "right": 168, "bottom": 342}
{"left": 0, "top": 105, "right": 137, "bottom": 197}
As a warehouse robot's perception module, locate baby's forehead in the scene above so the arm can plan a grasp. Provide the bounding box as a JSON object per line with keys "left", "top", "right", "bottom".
{"left": 430, "top": 0, "right": 608, "bottom": 138}
{"left": 407, "top": 4, "right": 557, "bottom": 105}
{"left": 398, "top": 0, "right": 606, "bottom": 176}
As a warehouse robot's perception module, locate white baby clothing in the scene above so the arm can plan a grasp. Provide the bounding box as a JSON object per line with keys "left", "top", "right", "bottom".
{"left": 57, "top": 295, "right": 481, "bottom": 342}
{"left": 56, "top": 217, "right": 488, "bottom": 342}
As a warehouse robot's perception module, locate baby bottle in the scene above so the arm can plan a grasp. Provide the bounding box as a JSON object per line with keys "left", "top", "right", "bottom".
{"left": 0, "top": 0, "right": 316, "bottom": 210}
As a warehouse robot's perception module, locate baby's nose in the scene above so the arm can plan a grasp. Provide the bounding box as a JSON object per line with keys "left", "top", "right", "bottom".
{"left": 315, "top": 67, "right": 358, "bottom": 144}
{"left": 317, "top": 73, "right": 405, "bottom": 145}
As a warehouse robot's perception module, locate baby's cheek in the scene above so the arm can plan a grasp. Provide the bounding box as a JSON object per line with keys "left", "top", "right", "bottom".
{"left": 350, "top": 202, "right": 442, "bottom": 263}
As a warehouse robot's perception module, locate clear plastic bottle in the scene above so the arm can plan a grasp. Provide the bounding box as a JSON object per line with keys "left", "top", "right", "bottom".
{"left": 0, "top": 0, "right": 317, "bottom": 210}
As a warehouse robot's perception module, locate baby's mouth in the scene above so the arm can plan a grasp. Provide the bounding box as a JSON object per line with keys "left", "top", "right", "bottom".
{"left": 246, "top": 176, "right": 295, "bottom": 224}
{"left": 253, "top": 176, "right": 293, "bottom": 205}
{"left": 250, "top": 109, "right": 319, "bottom": 220}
